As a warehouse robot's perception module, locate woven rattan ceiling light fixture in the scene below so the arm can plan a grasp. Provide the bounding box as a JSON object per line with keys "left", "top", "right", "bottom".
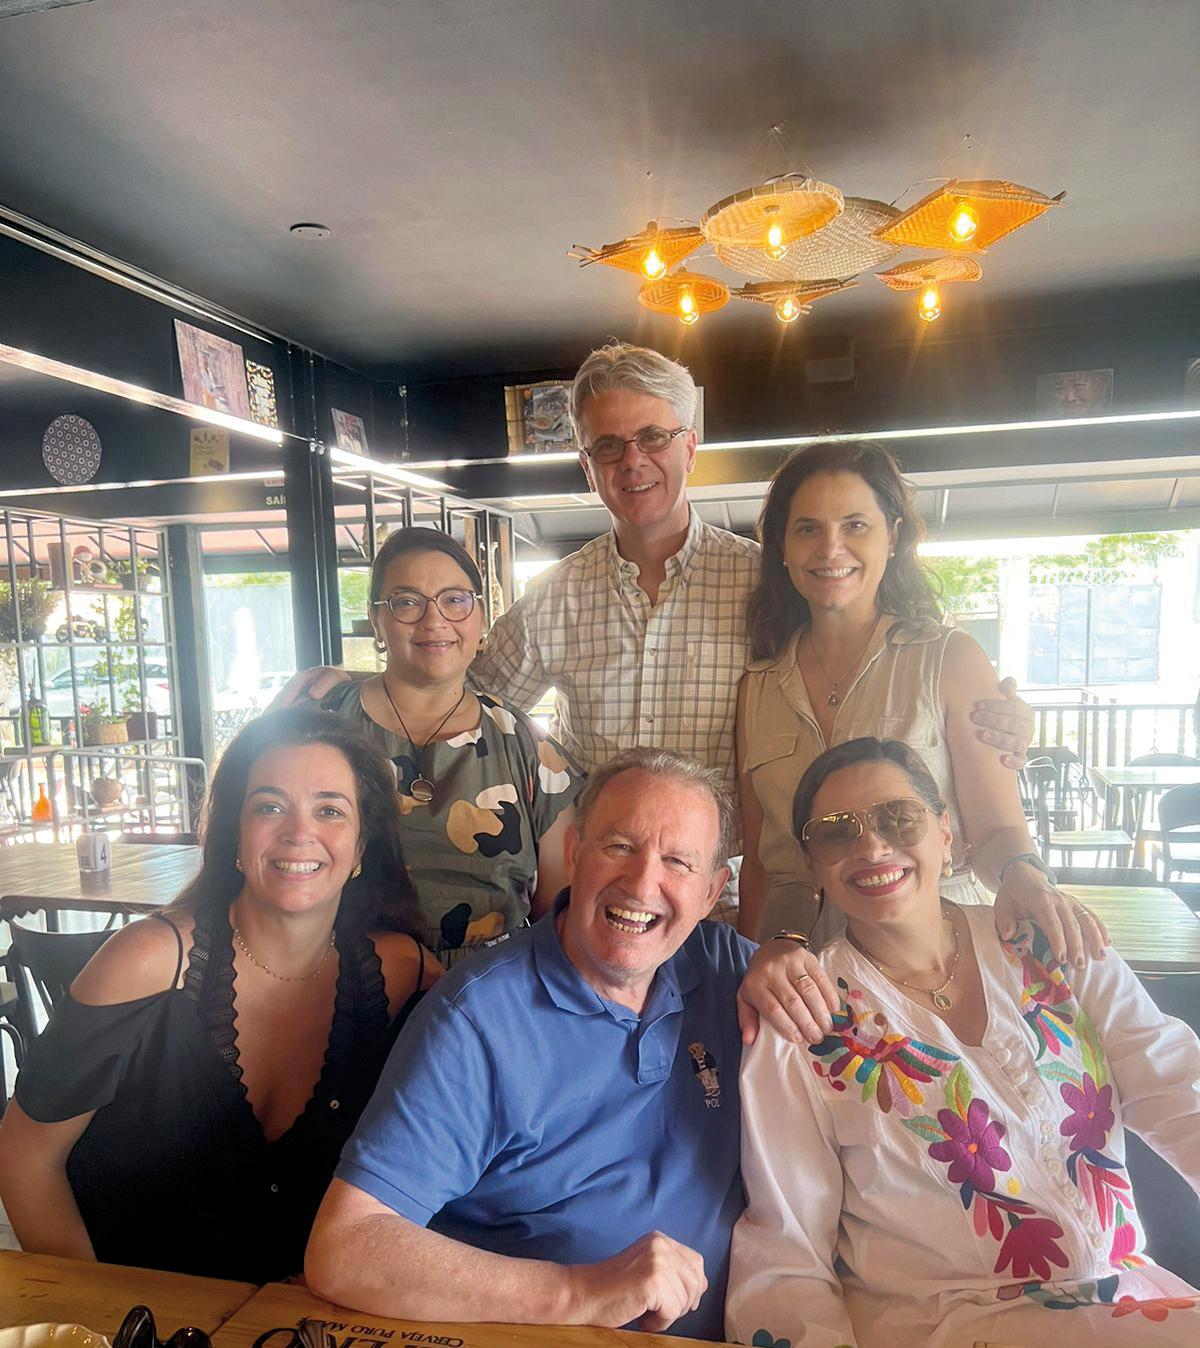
{"left": 875, "top": 179, "right": 1066, "bottom": 252}
{"left": 876, "top": 255, "right": 983, "bottom": 323}
{"left": 570, "top": 168, "right": 1062, "bottom": 328}
{"left": 637, "top": 268, "right": 730, "bottom": 326}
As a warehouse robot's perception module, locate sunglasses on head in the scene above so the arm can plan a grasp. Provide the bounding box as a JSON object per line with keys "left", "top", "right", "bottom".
{"left": 800, "top": 797, "right": 933, "bottom": 865}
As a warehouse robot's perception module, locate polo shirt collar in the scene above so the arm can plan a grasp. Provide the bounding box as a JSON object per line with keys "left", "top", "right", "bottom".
{"left": 533, "top": 889, "right": 701, "bottom": 1023}
{"left": 607, "top": 506, "right": 705, "bottom": 588}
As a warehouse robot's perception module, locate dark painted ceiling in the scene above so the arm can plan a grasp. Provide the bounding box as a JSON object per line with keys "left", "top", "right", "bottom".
{"left": 1, "top": 0, "right": 1197, "bottom": 378}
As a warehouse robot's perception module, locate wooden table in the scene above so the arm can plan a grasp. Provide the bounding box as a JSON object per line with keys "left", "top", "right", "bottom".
{"left": 1060, "top": 883, "right": 1200, "bottom": 974}
{"left": 0, "top": 1249, "right": 255, "bottom": 1334}
{"left": 212, "top": 1282, "right": 727, "bottom": 1348}
{"left": 0, "top": 842, "right": 201, "bottom": 924}
{"left": 1091, "top": 765, "right": 1200, "bottom": 858}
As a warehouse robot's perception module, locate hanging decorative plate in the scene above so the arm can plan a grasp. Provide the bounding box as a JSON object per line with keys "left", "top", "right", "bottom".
{"left": 732, "top": 277, "right": 858, "bottom": 306}
{"left": 569, "top": 221, "right": 705, "bottom": 275}
{"left": 716, "top": 198, "right": 901, "bottom": 280}
{"left": 701, "top": 176, "right": 844, "bottom": 250}
{"left": 874, "top": 179, "right": 1065, "bottom": 251}
{"left": 637, "top": 267, "right": 730, "bottom": 317}
{"left": 875, "top": 255, "right": 983, "bottom": 290}
{"left": 41, "top": 414, "right": 102, "bottom": 484}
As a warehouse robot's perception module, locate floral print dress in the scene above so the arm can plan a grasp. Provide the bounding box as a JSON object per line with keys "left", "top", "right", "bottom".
{"left": 726, "top": 906, "right": 1200, "bottom": 1347}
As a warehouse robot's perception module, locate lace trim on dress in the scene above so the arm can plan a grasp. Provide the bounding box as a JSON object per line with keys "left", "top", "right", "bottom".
{"left": 181, "top": 902, "right": 390, "bottom": 1118}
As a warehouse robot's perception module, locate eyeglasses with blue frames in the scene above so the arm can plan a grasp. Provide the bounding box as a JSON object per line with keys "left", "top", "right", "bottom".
{"left": 582, "top": 424, "right": 690, "bottom": 465}
{"left": 371, "top": 588, "right": 484, "bottom": 624}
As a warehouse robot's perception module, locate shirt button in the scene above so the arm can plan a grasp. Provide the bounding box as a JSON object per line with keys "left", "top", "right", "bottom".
{"left": 269, "top": 1183, "right": 280, "bottom": 1194}
{"left": 329, "top": 1099, "right": 340, "bottom": 1111}
{"left": 1011, "top": 1068, "right": 1028, "bottom": 1084}
{"left": 994, "top": 1047, "right": 1012, "bottom": 1065}
{"left": 644, "top": 714, "right": 654, "bottom": 723}
{"left": 1040, "top": 1121, "right": 1055, "bottom": 1136}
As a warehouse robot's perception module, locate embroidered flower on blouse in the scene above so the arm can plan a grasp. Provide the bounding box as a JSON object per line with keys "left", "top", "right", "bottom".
{"left": 928, "top": 1098, "right": 1012, "bottom": 1194}
{"left": 995, "top": 1216, "right": 1071, "bottom": 1281}
{"left": 1111, "top": 1295, "right": 1199, "bottom": 1321}
{"left": 808, "top": 980, "right": 959, "bottom": 1116}
{"left": 1060, "top": 1073, "right": 1115, "bottom": 1152}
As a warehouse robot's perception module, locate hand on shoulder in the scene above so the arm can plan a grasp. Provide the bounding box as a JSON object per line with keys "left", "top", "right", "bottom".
{"left": 269, "top": 666, "right": 351, "bottom": 711}
{"left": 70, "top": 913, "right": 194, "bottom": 1006}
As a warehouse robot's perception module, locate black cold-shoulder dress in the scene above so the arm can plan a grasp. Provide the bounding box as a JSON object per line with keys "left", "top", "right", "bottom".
{"left": 14, "top": 905, "right": 422, "bottom": 1282}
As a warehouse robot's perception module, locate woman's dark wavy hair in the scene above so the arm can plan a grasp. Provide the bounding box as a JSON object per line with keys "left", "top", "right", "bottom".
{"left": 169, "top": 708, "right": 419, "bottom": 933}
{"left": 747, "top": 441, "right": 941, "bottom": 661}
{"left": 368, "top": 525, "right": 483, "bottom": 607}
{"left": 791, "top": 737, "right": 948, "bottom": 851}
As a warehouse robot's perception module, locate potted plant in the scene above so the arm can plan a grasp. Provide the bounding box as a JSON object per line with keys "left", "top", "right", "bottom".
{"left": 80, "top": 702, "right": 128, "bottom": 746}
{"left": 124, "top": 704, "right": 159, "bottom": 741}
{"left": 0, "top": 577, "right": 59, "bottom": 732}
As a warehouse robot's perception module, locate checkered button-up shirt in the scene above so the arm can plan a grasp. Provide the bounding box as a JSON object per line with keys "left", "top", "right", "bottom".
{"left": 472, "top": 510, "right": 761, "bottom": 795}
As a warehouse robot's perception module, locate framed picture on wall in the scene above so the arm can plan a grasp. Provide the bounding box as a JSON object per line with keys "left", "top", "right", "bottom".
{"left": 331, "top": 408, "right": 369, "bottom": 456}
{"left": 174, "top": 320, "right": 251, "bottom": 418}
{"left": 505, "top": 381, "right": 574, "bottom": 455}
{"left": 1036, "top": 368, "right": 1113, "bottom": 416}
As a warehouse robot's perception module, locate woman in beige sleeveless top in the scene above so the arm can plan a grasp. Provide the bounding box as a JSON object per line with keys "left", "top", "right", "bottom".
{"left": 736, "top": 441, "right": 1108, "bottom": 962}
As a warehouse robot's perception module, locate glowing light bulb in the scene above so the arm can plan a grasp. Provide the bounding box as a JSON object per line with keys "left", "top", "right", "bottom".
{"left": 918, "top": 285, "right": 942, "bottom": 322}
{"left": 641, "top": 246, "right": 666, "bottom": 280}
{"left": 765, "top": 216, "right": 786, "bottom": 260}
{"left": 775, "top": 295, "right": 801, "bottom": 324}
{"left": 949, "top": 203, "right": 978, "bottom": 243}
{"left": 678, "top": 287, "right": 699, "bottom": 325}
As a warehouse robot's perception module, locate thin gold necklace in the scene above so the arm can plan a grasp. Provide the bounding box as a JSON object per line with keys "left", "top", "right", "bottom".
{"left": 232, "top": 924, "right": 336, "bottom": 983}
{"left": 849, "top": 910, "right": 961, "bottom": 1011}
{"left": 381, "top": 677, "right": 466, "bottom": 804}
{"left": 805, "top": 623, "right": 877, "bottom": 706}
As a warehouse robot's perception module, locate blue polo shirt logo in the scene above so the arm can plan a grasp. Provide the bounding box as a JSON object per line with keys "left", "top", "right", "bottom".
{"left": 688, "top": 1040, "right": 722, "bottom": 1107}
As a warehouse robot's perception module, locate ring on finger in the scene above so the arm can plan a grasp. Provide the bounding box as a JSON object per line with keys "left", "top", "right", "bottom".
{"left": 794, "top": 974, "right": 815, "bottom": 988}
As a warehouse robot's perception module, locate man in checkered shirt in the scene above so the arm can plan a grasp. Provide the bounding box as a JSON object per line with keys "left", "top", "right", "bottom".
{"left": 474, "top": 344, "right": 757, "bottom": 800}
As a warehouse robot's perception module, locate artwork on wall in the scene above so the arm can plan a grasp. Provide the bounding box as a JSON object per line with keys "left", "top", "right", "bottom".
{"left": 505, "top": 381, "right": 574, "bottom": 455}
{"left": 245, "top": 360, "right": 279, "bottom": 428}
{"left": 331, "top": 407, "right": 369, "bottom": 456}
{"left": 1036, "top": 368, "right": 1113, "bottom": 416}
{"left": 42, "top": 414, "right": 102, "bottom": 484}
{"left": 174, "top": 320, "right": 251, "bottom": 418}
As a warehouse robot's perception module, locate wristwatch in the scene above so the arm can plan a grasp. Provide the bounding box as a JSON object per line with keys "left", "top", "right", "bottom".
{"left": 997, "top": 852, "right": 1058, "bottom": 887}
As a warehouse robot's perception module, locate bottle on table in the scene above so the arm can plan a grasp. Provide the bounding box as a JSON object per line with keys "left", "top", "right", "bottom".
{"left": 26, "top": 684, "right": 50, "bottom": 747}
{"left": 31, "top": 784, "right": 53, "bottom": 823}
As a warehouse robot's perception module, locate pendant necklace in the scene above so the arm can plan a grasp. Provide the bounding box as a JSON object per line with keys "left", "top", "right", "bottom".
{"left": 381, "top": 678, "right": 467, "bottom": 803}
{"left": 232, "top": 924, "right": 336, "bottom": 983}
{"left": 851, "top": 909, "right": 961, "bottom": 1011}
{"left": 806, "top": 624, "right": 877, "bottom": 706}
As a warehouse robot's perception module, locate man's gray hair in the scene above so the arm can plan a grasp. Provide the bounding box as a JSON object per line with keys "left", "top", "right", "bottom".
{"left": 575, "top": 747, "right": 736, "bottom": 871}
{"left": 570, "top": 343, "right": 699, "bottom": 440}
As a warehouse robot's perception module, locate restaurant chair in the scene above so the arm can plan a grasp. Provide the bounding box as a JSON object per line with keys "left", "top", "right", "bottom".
{"left": 3, "top": 920, "right": 114, "bottom": 1047}
{"left": 0, "top": 973, "right": 25, "bottom": 1114}
{"left": 1028, "top": 762, "right": 1133, "bottom": 867}
{"left": 1151, "top": 784, "right": 1200, "bottom": 889}
{"left": 1126, "top": 753, "right": 1200, "bottom": 855}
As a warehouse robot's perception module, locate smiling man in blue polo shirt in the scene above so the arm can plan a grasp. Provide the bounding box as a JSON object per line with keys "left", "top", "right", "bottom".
{"left": 306, "top": 747, "right": 761, "bottom": 1338}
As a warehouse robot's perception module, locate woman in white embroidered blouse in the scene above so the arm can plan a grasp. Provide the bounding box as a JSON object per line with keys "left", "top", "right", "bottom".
{"left": 725, "top": 737, "right": 1200, "bottom": 1348}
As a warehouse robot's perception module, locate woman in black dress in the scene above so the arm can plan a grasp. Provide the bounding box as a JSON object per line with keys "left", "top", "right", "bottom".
{"left": 0, "top": 708, "right": 439, "bottom": 1282}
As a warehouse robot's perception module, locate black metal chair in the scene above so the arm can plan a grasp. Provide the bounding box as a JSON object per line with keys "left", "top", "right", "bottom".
{"left": 1126, "top": 753, "right": 1200, "bottom": 855}
{"left": 0, "top": 972, "right": 25, "bottom": 1114}
{"left": 4, "top": 921, "right": 114, "bottom": 1048}
{"left": 1155, "top": 784, "right": 1200, "bottom": 887}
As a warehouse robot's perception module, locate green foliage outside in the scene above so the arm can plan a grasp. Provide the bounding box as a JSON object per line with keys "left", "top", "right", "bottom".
{"left": 924, "top": 531, "right": 1185, "bottom": 616}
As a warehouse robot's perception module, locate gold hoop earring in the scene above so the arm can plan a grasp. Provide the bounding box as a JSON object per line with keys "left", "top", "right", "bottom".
{"left": 350, "top": 862, "right": 362, "bottom": 879}
{"left": 235, "top": 857, "right": 243, "bottom": 873}
{"left": 943, "top": 858, "right": 953, "bottom": 878}
{"left": 373, "top": 638, "right": 387, "bottom": 654}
